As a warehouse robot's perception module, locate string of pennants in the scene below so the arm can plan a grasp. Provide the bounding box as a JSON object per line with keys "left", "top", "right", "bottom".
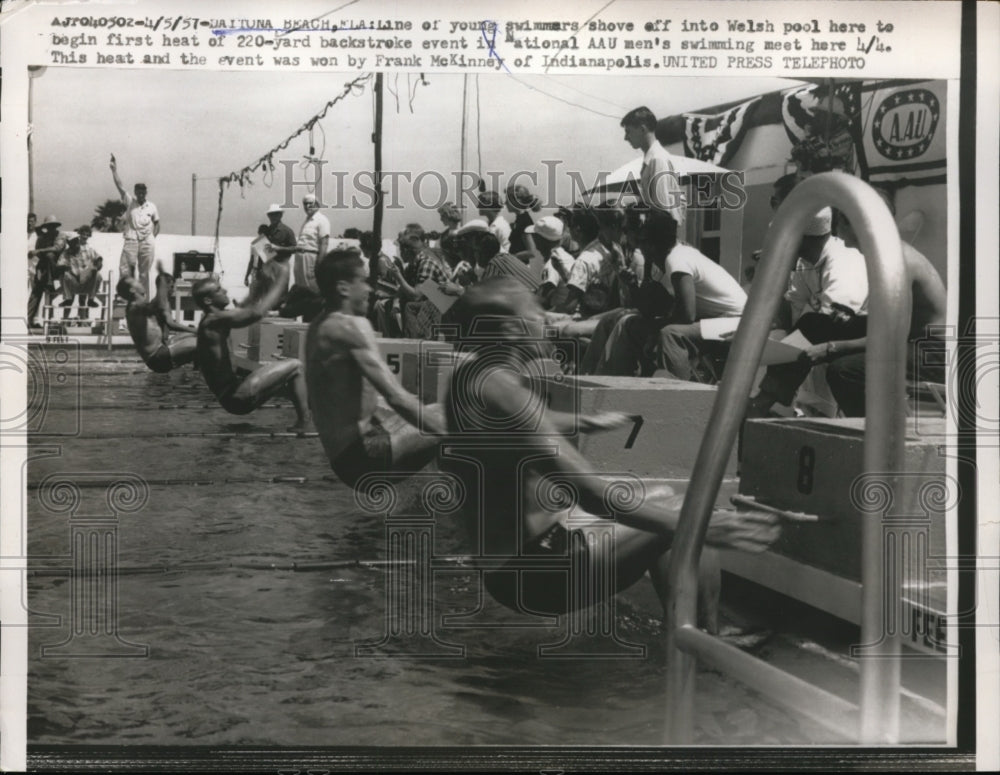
{"left": 212, "top": 73, "right": 373, "bottom": 253}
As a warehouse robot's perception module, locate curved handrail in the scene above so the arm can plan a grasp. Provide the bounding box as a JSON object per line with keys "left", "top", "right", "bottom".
{"left": 663, "top": 172, "right": 911, "bottom": 743}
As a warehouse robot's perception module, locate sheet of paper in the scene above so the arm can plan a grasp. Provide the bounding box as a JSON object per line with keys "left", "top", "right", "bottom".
{"left": 759, "top": 337, "right": 807, "bottom": 365}
{"left": 700, "top": 317, "right": 741, "bottom": 340}
{"left": 250, "top": 236, "right": 272, "bottom": 264}
{"left": 416, "top": 279, "right": 458, "bottom": 313}
{"left": 780, "top": 329, "right": 813, "bottom": 351}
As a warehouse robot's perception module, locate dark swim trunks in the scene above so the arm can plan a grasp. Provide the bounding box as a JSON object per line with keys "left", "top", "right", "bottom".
{"left": 145, "top": 344, "right": 174, "bottom": 374}
{"left": 484, "top": 522, "right": 577, "bottom": 616}
{"left": 218, "top": 384, "right": 257, "bottom": 415}
{"left": 332, "top": 418, "right": 394, "bottom": 487}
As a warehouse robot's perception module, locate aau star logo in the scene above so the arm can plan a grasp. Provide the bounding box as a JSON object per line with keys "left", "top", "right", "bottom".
{"left": 872, "top": 89, "right": 940, "bottom": 161}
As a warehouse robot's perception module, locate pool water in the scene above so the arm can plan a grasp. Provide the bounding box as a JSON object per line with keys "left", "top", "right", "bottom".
{"left": 26, "top": 354, "right": 856, "bottom": 746}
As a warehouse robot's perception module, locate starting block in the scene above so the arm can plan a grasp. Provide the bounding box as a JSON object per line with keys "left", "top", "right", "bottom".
{"left": 229, "top": 323, "right": 256, "bottom": 365}
{"left": 544, "top": 375, "right": 733, "bottom": 479}
{"left": 257, "top": 319, "right": 301, "bottom": 362}
{"left": 722, "top": 416, "right": 952, "bottom": 655}
{"left": 230, "top": 319, "right": 303, "bottom": 372}
{"left": 281, "top": 328, "right": 456, "bottom": 400}
{"left": 281, "top": 324, "right": 309, "bottom": 362}
{"left": 405, "top": 350, "right": 564, "bottom": 406}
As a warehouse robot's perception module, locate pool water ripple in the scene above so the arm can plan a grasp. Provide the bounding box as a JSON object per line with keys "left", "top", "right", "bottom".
{"left": 28, "top": 361, "right": 826, "bottom": 747}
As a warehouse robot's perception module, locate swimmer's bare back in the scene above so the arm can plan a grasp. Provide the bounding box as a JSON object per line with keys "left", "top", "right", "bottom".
{"left": 307, "top": 309, "right": 445, "bottom": 483}
{"left": 125, "top": 303, "right": 168, "bottom": 364}
{"left": 194, "top": 270, "right": 309, "bottom": 430}
{"left": 442, "top": 347, "right": 780, "bottom": 615}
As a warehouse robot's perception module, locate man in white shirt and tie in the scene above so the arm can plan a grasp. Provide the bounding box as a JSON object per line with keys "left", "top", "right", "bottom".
{"left": 621, "top": 106, "right": 686, "bottom": 235}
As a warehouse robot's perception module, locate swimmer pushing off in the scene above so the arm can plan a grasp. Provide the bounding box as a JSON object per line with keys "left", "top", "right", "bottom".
{"left": 306, "top": 247, "right": 447, "bottom": 487}
{"left": 191, "top": 266, "right": 310, "bottom": 431}
{"left": 440, "top": 278, "right": 780, "bottom": 626}
{"left": 117, "top": 268, "right": 198, "bottom": 373}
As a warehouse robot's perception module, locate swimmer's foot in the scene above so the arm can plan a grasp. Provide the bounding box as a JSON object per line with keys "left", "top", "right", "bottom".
{"left": 287, "top": 416, "right": 314, "bottom": 435}
{"left": 712, "top": 623, "right": 773, "bottom": 651}
{"left": 706, "top": 610, "right": 772, "bottom": 650}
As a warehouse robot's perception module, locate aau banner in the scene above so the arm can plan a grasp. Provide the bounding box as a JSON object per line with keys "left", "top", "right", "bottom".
{"left": 856, "top": 80, "right": 947, "bottom": 186}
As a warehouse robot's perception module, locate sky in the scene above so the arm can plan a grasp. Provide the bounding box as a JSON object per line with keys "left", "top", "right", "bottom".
{"left": 30, "top": 68, "right": 800, "bottom": 238}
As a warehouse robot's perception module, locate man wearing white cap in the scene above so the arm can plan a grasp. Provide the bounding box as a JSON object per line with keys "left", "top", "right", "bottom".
{"left": 243, "top": 204, "right": 299, "bottom": 297}
{"left": 280, "top": 193, "right": 330, "bottom": 321}
{"left": 527, "top": 215, "right": 576, "bottom": 309}
{"left": 747, "top": 206, "right": 869, "bottom": 417}
{"left": 264, "top": 203, "right": 296, "bottom": 248}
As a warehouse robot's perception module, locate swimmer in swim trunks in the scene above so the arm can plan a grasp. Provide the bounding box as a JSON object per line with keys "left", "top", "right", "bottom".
{"left": 191, "top": 266, "right": 310, "bottom": 431}
{"left": 117, "top": 270, "right": 198, "bottom": 374}
{"left": 439, "top": 278, "right": 780, "bottom": 628}
{"left": 306, "top": 247, "right": 448, "bottom": 487}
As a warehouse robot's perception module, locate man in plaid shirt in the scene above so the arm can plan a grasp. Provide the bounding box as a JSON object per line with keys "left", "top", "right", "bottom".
{"left": 389, "top": 226, "right": 450, "bottom": 339}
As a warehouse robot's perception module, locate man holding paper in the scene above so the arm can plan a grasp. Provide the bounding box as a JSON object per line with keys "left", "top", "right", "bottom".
{"left": 747, "top": 207, "right": 869, "bottom": 417}
{"left": 637, "top": 212, "right": 746, "bottom": 380}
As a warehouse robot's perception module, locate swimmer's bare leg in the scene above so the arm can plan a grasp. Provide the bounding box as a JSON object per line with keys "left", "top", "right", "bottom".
{"left": 379, "top": 404, "right": 444, "bottom": 472}
{"left": 233, "top": 359, "right": 310, "bottom": 431}
{"left": 167, "top": 334, "right": 198, "bottom": 369}
{"left": 280, "top": 360, "right": 311, "bottom": 432}
{"left": 634, "top": 484, "right": 721, "bottom": 633}
{"left": 648, "top": 548, "right": 721, "bottom": 635}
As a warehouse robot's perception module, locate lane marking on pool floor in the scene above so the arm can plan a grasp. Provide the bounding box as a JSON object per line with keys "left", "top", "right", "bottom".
{"left": 27, "top": 431, "right": 320, "bottom": 439}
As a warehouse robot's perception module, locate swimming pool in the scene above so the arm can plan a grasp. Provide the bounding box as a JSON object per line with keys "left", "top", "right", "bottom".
{"left": 26, "top": 351, "right": 941, "bottom": 746}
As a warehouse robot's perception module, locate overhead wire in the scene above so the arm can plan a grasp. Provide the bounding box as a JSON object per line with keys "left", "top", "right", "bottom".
{"left": 460, "top": 73, "right": 468, "bottom": 182}
{"left": 475, "top": 74, "right": 482, "bottom": 179}
{"left": 213, "top": 73, "right": 372, "bottom": 252}
{"left": 502, "top": 73, "right": 621, "bottom": 119}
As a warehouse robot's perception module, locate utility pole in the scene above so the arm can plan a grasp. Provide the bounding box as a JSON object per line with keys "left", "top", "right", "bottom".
{"left": 191, "top": 173, "right": 197, "bottom": 235}
{"left": 370, "top": 73, "right": 384, "bottom": 288}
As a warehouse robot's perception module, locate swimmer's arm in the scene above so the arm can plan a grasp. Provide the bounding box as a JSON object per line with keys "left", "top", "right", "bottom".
{"left": 206, "top": 276, "right": 287, "bottom": 331}
{"left": 543, "top": 406, "right": 632, "bottom": 436}
{"left": 354, "top": 347, "right": 443, "bottom": 433}
{"left": 482, "top": 373, "right": 679, "bottom": 536}
{"left": 164, "top": 317, "right": 197, "bottom": 335}
{"left": 324, "top": 318, "right": 445, "bottom": 434}
{"left": 152, "top": 291, "right": 192, "bottom": 334}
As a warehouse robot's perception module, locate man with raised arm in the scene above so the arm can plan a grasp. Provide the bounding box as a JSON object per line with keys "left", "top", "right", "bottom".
{"left": 110, "top": 154, "right": 159, "bottom": 295}
{"left": 117, "top": 267, "right": 198, "bottom": 373}
{"left": 305, "top": 247, "right": 448, "bottom": 487}
{"left": 192, "top": 263, "right": 309, "bottom": 431}
{"left": 439, "top": 278, "right": 779, "bottom": 628}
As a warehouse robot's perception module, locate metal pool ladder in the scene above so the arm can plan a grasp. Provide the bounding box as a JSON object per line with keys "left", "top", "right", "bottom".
{"left": 664, "top": 172, "right": 913, "bottom": 744}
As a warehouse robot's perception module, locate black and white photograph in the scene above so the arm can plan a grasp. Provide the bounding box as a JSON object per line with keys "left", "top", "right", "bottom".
{"left": 1, "top": 0, "right": 996, "bottom": 770}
